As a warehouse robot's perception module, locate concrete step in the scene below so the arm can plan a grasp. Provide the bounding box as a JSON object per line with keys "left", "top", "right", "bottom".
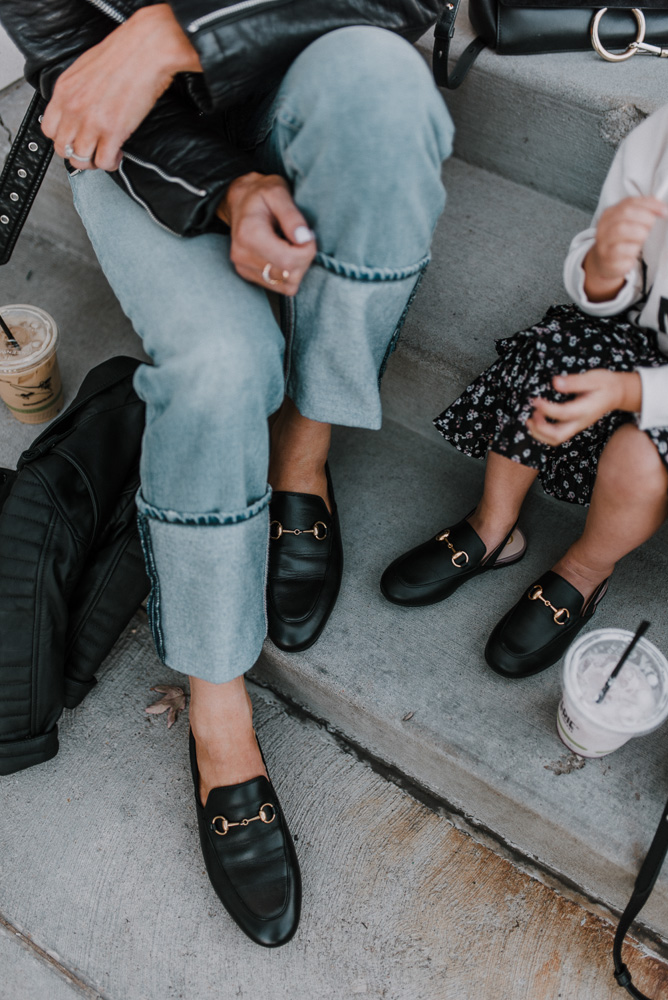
{"left": 417, "top": 1, "right": 667, "bottom": 212}
{"left": 383, "top": 156, "right": 590, "bottom": 437}
{"left": 2, "top": 626, "right": 668, "bottom": 999}
{"left": 259, "top": 416, "right": 668, "bottom": 946}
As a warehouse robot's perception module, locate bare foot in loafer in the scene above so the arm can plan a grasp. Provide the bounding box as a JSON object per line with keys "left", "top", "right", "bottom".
{"left": 189, "top": 675, "right": 267, "bottom": 806}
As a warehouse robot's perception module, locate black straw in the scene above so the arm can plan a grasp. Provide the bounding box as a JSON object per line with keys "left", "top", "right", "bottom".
{"left": 0, "top": 313, "right": 20, "bottom": 350}
{"left": 596, "top": 620, "right": 651, "bottom": 704}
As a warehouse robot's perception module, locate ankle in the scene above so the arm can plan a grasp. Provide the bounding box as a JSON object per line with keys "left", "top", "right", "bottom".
{"left": 268, "top": 454, "right": 331, "bottom": 510}
{"left": 552, "top": 551, "right": 613, "bottom": 603}
{"left": 467, "top": 504, "right": 517, "bottom": 555}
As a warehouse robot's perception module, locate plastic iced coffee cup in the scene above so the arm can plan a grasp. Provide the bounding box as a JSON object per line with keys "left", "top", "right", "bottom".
{"left": 557, "top": 628, "right": 668, "bottom": 758}
{"left": 0, "top": 304, "right": 63, "bottom": 424}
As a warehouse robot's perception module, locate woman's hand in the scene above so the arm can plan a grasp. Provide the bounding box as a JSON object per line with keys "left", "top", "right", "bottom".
{"left": 583, "top": 196, "right": 668, "bottom": 302}
{"left": 218, "top": 173, "right": 317, "bottom": 296}
{"left": 41, "top": 4, "right": 201, "bottom": 171}
{"left": 527, "top": 369, "right": 642, "bottom": 446}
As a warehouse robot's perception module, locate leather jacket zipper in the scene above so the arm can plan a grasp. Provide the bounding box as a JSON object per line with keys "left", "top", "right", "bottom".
{"left": 83, "top": 0, "right": 126, "bottom": 23}
{"left": 118, "top": 160, "right": 181, "bottom": 236}
{"left": 187, "top": 0, "right": 293, "bottom": 34}
{"left": 121, "top": 153, "right": 206, "bottom": 197}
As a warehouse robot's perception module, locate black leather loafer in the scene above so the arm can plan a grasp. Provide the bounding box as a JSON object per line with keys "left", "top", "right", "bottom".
{"left": 267, "top": 464, "right": 343, "bottom": 652}
{"left": 189, "top": 730, "right": 301, "bottom": 947}
{"left": 485, "top": 570, "right": 609, "bottom": 679}
{"left": 380, "top": 514, "right": 526, "bottom": 607}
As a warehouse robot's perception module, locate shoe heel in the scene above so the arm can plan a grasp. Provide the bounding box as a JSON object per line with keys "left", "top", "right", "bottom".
{"left": 492, "top": 527, "right": 527, "bottom": 568}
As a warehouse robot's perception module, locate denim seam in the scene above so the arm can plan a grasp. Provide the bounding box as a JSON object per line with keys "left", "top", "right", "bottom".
{"left": 135, "top": 488, "right": 272, "bottom": 526}
{"left": 136, "top": 512, "right": 166, "bottom": 663}
{"left": 378, "top": 261, "right": 429, "bottom": 384}
{"left": 314, "top": 250, "right": 431, "bottom": 282}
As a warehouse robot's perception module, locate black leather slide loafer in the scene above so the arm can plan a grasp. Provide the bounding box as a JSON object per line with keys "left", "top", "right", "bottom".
{"left": 267, "top": 464, "right": 343, "bottom": 652}
{"left": 485, "top": 570, "right": 609, "bottom": 679}
{"left": 380, "top": 514, "right": 526, "bottom": 607}
{"left": 189, "top": 730, "right": 301, "bottom": 947}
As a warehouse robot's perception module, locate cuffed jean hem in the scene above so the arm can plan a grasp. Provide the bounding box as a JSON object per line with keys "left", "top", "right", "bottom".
{"left": 313, "top": 250, "right": 430, "bottom": 282}
{"left": 285, "top": 259, "right": 429, "bottom": 430}
{"left": 136, "top": 490, "right": 270, "bottom": 683}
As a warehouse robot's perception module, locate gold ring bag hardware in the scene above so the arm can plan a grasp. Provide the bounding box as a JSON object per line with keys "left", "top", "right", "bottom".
{"left": 433, "top": 0, "right": 668, "bottom": 88}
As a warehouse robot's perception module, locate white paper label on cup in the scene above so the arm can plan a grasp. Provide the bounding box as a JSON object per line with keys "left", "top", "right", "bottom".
{"left": 558, "top": 629, "right": 668, "bottom": 759}
{"left": 557, "top": 696, "right": 629, "bottom": 757}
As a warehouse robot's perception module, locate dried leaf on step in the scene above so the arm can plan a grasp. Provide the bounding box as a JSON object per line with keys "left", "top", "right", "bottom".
{"left": 402, "top": 711, "right": 415, "bottom": 722}
{"left": 146, "top": 685, "right": 187, "bottom": 729}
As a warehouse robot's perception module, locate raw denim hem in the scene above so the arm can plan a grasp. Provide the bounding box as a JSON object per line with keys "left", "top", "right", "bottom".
{"left": 135, "top": 487, "right": 272, "bottom": 526}
{"left": 314, "top": 250, "right": 430, "bottom": 282}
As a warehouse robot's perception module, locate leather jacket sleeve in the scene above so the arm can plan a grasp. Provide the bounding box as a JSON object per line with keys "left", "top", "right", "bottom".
{"left": 0, "top": 1, "right": 256, "bottom": 236}
{"left": 109, "top": 87, "right": 256, "bottom": 236}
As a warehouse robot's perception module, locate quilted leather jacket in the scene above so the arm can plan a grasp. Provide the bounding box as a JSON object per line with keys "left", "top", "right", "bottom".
{"left": 0, "top": 0, "right": 442, "bottom": 237}
{"left": 0, "top": 356, "right": 149, "bottom": 776}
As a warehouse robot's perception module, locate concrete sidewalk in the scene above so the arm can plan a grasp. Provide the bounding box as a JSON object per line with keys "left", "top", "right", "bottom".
{"left": 1, "top": 610, "right": 667, "bottom": 1000}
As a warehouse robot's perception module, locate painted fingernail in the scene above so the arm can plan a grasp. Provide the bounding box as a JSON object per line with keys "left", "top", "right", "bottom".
{"left": 294, "top": 226, "right": 316, "bottom": 244}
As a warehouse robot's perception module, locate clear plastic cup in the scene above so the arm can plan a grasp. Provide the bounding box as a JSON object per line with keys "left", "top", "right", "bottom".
{"left": 0, "top": 304, "right": 63, "bottom": 424}
{"left": 557, "top": 628, "right": 668, "bottom": 758}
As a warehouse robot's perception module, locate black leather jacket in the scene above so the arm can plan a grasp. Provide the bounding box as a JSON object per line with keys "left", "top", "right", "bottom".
{"left": 0, "top": 0, "right": 441, "bottom": 238}
{"left": 0, "top": 356, "right": 149, "bottom": 776}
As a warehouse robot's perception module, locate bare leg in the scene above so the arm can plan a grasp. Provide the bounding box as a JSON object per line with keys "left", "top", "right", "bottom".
{"left": 189, "top": 674, "right": 268, "bottom": 806}
{"left": 268, "top": 397, "right": 332, "bottom": 510}
{"left": 553, "top": 424, "right": 668, "bottom": 601}
{"left": 468, "top": 451, "right": 539, "bottom": 554}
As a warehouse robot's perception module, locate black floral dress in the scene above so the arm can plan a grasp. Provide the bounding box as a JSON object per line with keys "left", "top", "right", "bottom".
{"left": 434, "top": 304, "right": 668, "bottom": 505}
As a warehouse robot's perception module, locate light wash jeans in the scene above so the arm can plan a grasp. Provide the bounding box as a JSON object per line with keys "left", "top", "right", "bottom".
{"left": 69, "top": 26, "right": 453, "bottom": 682}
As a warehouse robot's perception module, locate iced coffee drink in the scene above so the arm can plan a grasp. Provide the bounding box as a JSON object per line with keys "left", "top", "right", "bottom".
{"left": 558, "top": 628, "right": 668, "bottom": 758}
{"left": 0, "top": 304, "right": 62, "bottom": 424}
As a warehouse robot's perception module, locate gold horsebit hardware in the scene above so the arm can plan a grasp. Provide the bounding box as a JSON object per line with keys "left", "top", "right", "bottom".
{"left": 270, "top": 520, "right": 328, "bottom": 541}
{"left": 591, "top": 8, "right": 668, "bottom": 62}
{"left": 212, "top": 803, "right": 277, "bottom": 836}
{"left": 528, "top": 584, "right": 570, "bottom": 626}
{"left": 436, "top": 528, "right": 469, "bottom": 568}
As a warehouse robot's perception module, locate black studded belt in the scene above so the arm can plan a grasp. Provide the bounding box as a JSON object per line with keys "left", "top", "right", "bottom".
{"left": 0, "top": 91, "right": 53, "bottom": 266}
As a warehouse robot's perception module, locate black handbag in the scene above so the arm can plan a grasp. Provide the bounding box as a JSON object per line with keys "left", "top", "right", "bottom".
{"left": 434, "top": 1, "right": 668, "bottom": 89}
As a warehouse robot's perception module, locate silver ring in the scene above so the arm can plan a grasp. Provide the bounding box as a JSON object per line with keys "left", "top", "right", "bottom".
{"left": 64, "top": 143, "right": 93, "bottom": 163}
{"left": 591, "top": 8, "right": 645, "bottom": 62}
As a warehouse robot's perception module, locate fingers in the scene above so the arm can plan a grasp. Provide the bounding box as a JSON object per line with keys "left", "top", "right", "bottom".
{"left": 527, "top": 411, "right": 581, "bottom": 447}
{"left": 263, "top": 183, "right": 315, "bottom": 247}
{"left": 551, "top": 370, "right": 603, "bottom": 393}
{"left": 530, "top": 395, "right": 588, "bottom": 423}
{"left": 592, "top": 196, "right": 668, "bottom": 282}
{"left": 226, "top": 175, "right": 317, "bottom": 295}
{"left": 231, "top": 215, "right": 314, "bottom": 296}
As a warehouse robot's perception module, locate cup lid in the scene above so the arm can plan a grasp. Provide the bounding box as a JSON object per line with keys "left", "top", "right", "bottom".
{"left": 0, "top": 304, "right": 58, "bottom": 374}
{"left": 564, "top": 628, "right": 668, "bottom": 734}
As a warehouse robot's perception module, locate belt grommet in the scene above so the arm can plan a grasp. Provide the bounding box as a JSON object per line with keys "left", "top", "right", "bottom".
{"left": 28, "top": 141, "right": 38, "bottom": 152}
{"left": 17, "top": 168, "right": 27, "bottom": 179}
{"left": 9, "top": 192, "right": 19, "bottom": 202}
{"left": 0, "top": 215, "right": 9, "bottom": 224}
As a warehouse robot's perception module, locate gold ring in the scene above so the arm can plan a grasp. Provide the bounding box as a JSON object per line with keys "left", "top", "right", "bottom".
{"left": 261, "top": 263, "right": 290, "bottom": 286}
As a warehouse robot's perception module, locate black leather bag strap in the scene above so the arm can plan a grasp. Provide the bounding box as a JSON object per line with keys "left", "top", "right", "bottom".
{"left": 613, "top": 796, "right": 668, "bottom": 999}
{"left": 0, "top": 90, "right": 53, "bottom": 266}
{"left": 433, "top": 0, "right": 487, "bottom": 89}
